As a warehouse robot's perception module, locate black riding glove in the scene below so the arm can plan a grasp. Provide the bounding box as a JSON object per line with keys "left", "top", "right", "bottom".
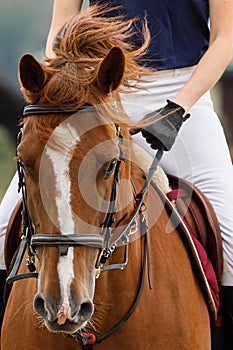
{"left": 141, "top": 100, "right": 190, "bottom": 151}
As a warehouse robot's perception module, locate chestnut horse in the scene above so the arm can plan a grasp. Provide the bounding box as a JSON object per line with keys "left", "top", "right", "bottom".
{"left": 1, "top": 6, "right": 211, "bottom": 350}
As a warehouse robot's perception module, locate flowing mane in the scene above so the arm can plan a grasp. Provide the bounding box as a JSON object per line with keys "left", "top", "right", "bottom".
{"left": 46, "top": 4, "right": 153, "bottom": 99}
{"left": 20, "top": 4, "right": 155, "bottom": 139}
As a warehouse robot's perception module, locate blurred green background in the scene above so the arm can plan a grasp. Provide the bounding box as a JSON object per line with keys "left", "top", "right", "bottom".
{"left": 0, "top": 0, "right": 54, "bottom": 199}
{"left": 0, "top": 0, "right": 232, "bottom": 202}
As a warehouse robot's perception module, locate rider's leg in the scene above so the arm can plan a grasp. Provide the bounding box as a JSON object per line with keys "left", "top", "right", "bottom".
{"left": 160, "top": 88, "right": 233, "bottom": 349}
{"left": 120, "top": 66, "right": 233, "bottom": 342}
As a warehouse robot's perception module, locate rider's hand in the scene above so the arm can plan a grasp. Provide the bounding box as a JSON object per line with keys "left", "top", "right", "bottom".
{"left": 141, "top": 100, "right": 190, "bottom": 151}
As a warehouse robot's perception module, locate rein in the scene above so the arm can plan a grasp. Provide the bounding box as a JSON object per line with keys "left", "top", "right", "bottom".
{"left": 73, "top": 215, "right": 149, "bottom": 349}
{"left": 6, "top": 104, "right": 163, "bottom": 346}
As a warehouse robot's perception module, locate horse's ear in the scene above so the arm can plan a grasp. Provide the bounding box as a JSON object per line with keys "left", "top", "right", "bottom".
{"left": 97, "top": 47, "right": 125, "bottom": 94}
{"left": 19, "top": 54, "right": 46, "bottom": 92}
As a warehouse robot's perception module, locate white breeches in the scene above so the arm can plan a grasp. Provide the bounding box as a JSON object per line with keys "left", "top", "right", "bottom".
{"left": 0, "top": 66, "right": 233, "bottom": 286}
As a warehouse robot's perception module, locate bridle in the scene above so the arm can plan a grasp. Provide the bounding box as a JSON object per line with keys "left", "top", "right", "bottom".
{"left": 7, "top": 104, "right": 163, "bottom": 284}
{"left": 6, "top": 104, "right": 163, "bottom": 348}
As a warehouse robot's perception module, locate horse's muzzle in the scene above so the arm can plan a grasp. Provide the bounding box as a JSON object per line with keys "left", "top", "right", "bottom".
{"left": 33, "top": 293, "right": 94, "bottom": 333}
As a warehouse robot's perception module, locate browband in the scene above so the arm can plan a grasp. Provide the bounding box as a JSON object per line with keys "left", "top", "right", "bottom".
{"left": 23, "top": 104, "right": 90, "bottom": 116}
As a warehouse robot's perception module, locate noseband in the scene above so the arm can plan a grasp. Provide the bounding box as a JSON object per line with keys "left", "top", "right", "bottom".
{"left": 7, "top": 104, "right": 163, "bottom": 284}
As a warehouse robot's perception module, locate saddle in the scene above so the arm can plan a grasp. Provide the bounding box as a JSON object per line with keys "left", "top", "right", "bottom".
{"left": 167, "top": 174, "right": 223, "bottom": 284}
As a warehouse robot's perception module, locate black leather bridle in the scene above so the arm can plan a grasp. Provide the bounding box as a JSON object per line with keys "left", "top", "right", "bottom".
{"left": 7, "top": 104, "right": 163, "bottom": 284}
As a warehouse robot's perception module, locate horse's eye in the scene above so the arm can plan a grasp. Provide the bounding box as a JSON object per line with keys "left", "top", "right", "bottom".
{"left": 104, "top": 159, "right": 117, "bottom": 178}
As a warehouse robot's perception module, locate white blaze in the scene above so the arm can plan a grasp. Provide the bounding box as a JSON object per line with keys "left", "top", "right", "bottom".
{"left": 45, "top": 121, "right": 80, "bottom": 322}
{"left": 57, "top": 249, "right": 74, "bottom": 324}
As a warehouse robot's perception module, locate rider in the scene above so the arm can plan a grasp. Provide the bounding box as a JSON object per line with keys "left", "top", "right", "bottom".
{"left": 1, "top": 0, "right": 233, "bottom": 347}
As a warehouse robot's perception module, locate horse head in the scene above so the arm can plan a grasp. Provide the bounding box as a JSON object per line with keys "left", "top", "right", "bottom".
{"left": 16, "top": 5, "right": 151, "bottom": 334}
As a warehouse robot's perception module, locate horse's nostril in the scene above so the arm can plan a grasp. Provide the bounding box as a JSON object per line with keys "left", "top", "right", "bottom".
{"left": 34, "top": 295, "right": 47, "bottom": 318}
{"left": 79, "top": 301, "right": 94, "bottom": 319}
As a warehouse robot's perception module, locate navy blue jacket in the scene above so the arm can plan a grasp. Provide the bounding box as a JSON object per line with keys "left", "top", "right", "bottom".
{"left": 90, "top": 0, "right": 210, "bottom": 70}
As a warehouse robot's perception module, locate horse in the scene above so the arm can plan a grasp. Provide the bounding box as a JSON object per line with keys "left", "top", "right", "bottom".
{"left": 1, "top": 5, "right": 213, "bottom": 350}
